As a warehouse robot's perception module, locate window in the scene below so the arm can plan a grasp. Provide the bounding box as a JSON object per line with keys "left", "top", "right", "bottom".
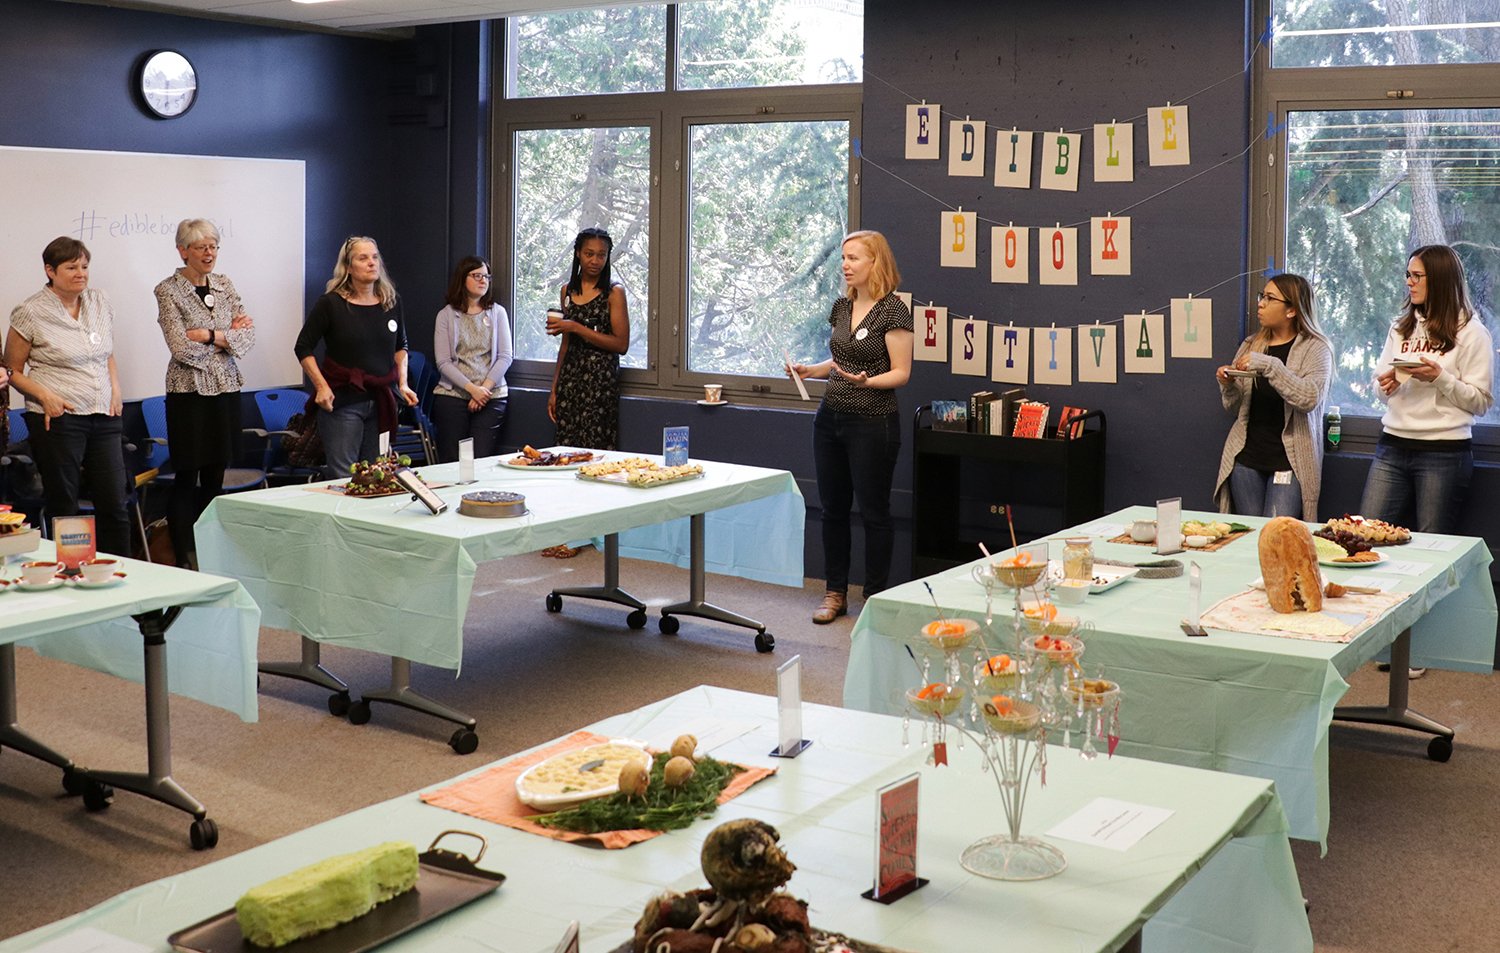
{"left": 1253, "top": 0, "right": 1500, "bottom": 439}
{"left": 496, "top": 2, "right": 863, "bottom": 404}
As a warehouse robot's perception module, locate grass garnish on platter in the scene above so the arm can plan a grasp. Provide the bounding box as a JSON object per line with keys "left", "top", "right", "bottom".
{"left": 534, "top": 752, "right": 742, "bottom": 834}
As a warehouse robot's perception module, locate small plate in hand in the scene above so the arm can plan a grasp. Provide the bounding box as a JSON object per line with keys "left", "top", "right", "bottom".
{"left": 1391, "top": 359, "right": 1427, "bottom": 370}
{"left": 1224, "top": 368, "right": 1260, "bottom": 379}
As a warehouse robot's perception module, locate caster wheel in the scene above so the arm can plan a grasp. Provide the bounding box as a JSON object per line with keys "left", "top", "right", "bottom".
{"left": 83, "top": 782, "right": 114, "bottom": 811}
{"left": 545, "top": 593, "right": 563, "bottom": 613}
{"left": 627, "top": 609, "right": 648, "bottom": 630}
{"left": 449, "top": 728, "right": 479, "bottom": 755}
{"left": 658, "top": 615, "right": 680, "bottom": 635}
{"left": 62, "top": 768, "right": 86, "bottom": 796}
{"left": 190, "top": 817, "right": 219, "bottom": 850}
{"left": 347, "top": 700, "right": 372, "bottom": 725}
{"left": 328, "top": 692, "right": 351, "bottom": 717}
{"left": 1428, "top": 735, "right": 1453, "bottom": 762}
{"left": 755, "top": 632, "right": 776, "bottom": 653}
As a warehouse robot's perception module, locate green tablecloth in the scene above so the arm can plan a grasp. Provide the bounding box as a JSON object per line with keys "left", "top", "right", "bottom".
{"left": 196, "top": 457, "right": 803, "bottom": 670}
{"left": 1, "top": 686, "right": 1311, "bottom": 953}
{"left": 843, "top": 506, "right": 1496, "bottom": 847}
{"left": 3, "top": 540, "right": 260, "bottom": 721}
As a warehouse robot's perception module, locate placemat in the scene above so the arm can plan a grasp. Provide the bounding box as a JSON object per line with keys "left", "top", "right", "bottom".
{"left": 304, "top": 481, "right": 454, "bottom": 498}
{"left": 420, "top": 730, "right": 776, "bottom": 849}
{"left": 1107, "top": 529, "right": 1252, "bottom": 553}
{"left": 1200, "top": 588, "right": 1408, "bottom": 643}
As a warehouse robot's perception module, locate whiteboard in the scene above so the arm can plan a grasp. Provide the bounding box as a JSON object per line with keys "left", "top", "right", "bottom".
{"left": 0, "top": 145, "right": 305, "bottom": 404}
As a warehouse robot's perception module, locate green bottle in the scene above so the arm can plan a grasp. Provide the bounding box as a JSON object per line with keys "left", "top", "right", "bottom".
{"left": 1325, "top": 405, "right": 1341, "bottom": 450}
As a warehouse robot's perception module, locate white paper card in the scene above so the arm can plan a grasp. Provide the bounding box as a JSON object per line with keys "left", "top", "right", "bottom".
{"left": 948, "top": 120, "right": 986, "bottom": 177}
{"left": 1093, "top": 122, "right": 1134, "bottom": 181}
{"left": 1347, "top": 574, "right": 1399, "bottom": 591}
{"left": 994, "top": 129, "right": 1034, "bottom": 188}
{"left": 1124, "top": 313, "right": 1166, "bottom": 374}
{"left": 914, "top": 305, "right": 949, "bottom": 362}
{"left": 1038, "top": 227, "right": 1078, "bottom": 285}
{"left": 1077, "top": 324, "right": 1117, "bottom": 383}
{"left": 21, "top": 928, "right": 151, "bottom": 953}
{"left": 379, "top": 431, "right": 391, "bottom": 456}
{"left": 1171, "top": 297, "right": 1213, "bottom": 358}
{"left": 992, "top": 325, "right": 1030, "bottom": 383}
{"left": 990, "top": 225, "right": 1029, "bottom": 283}
{"left": 1188, "top": 561, "right": 1202, "bottom": 630}
{"left": 1090, "top": 216, "right": 1131, "bottom": 276}
{"left": 1379, "top": 559, "right": 1431, "bottom": 577}
{"left": 1075, "top": 522, "right": 1126, "bottom": 538}
{"left": 782, "top": 349, "right": 810, "bottom": 401}
{"left": 905, "top": 104, "right": 940, "bottom": 159}
{"left": 1147, "top": 104, "right": 1191, "bottom": 165}
{"left": 777, "top": 654, "right": 803, "bottom": 756}
{"left": 4, "top": 593, "right": 74, "bottom": 615}
{"left": 647, "top": 716, "right": 759, "bottom": 754}
{"left": 1040, "top": 132, "right": 1081, "bottom": 191}
{"left": 458, "top": 438, "right": 475, "bottom": 483}
{"left": 1405, "top": 537, "right": 1460, "bottom": 552}
{"left": 940, "top": 210, "right": 977, "bottom": 268}
{"left": 1155, "top": 498, "right": 1183, "bottom": 554}
{"left": 951, "top": 317, "right": 988, "bottom": 375}
{"left": 1033, "top": 327, "right": 1072, "bottom": 386}
{"left": 1047, "top": 797, "right": 1175, "bottom": 852}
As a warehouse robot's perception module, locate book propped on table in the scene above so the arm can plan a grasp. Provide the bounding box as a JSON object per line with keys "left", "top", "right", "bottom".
{"left": 931, "top": 400, "right": 968, "bottom": 432}
{"left": 1056, "top": 405, "right": 1088, "bottom": 440}
{"left": 996, "top": 387, "right": 1025, "bottom": 436}
{"left": 1011, "top": 400, "right": 1050, "bottom": 439}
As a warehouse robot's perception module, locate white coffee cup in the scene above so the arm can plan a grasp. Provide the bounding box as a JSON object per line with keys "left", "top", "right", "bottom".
{"left": 704, "top": 383, "right": 723, "bottom": 403}
{"left": 545, "top": 308, "right": 564, "bottom": 328}
{"left": 21, "top": 561, "right": 63, "bottom": 585}
{"left": 80, "top": 558, "right": 119, "bottom": 583}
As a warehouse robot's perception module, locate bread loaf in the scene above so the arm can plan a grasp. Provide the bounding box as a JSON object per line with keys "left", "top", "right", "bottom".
{"left": 1258, "top": 517, "right": 1323, "bottom": 614}
{"left": 235, "top": 841, "right": 419, "bottom": 947}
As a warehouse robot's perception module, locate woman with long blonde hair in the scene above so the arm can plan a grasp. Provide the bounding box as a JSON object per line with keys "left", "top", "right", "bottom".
{"left": 789, "top": 230, "right": 913, "bottom": 623}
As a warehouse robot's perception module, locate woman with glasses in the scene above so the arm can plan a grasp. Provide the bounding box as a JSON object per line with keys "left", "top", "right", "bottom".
{"left": 1360, "top": 245, "right": 1494, "bottom": 535}
{"left": 153, "top": 219, "right": 255, "bottom": 567}
{"left": 1213, "top": 273, "right": 1332, "bottom": 520}
{"left": 431, "top": 256, "right": 512, "bottom": 462}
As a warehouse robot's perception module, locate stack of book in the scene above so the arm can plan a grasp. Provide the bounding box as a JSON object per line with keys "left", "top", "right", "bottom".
{"left": 1011, "top": 400, "right": 1051, "bottom": 439}
{"left": 1055, "top": 405, "right": 1089, "bottom": 439}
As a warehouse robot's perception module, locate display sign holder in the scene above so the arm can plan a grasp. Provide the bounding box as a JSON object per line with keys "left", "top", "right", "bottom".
{"left": 1154, "top": 497, "right": 1184, "bottom": 555}
{"left": 769, "top": 654, "right": 812, "bottom": 758}
{"left": 862, "top": 772, "right": 927, "bottom": 904}
{"left": 664, "top": 426, "right": 689, "bottom": 467}
{"left": 457, "top": 438, "right": 477, "bottom": 484}
{"left": 1181, "top": 561, "right": 1207, "bottom": 636}
{"left": 393, "top": 466, "right": 448, "bottom": 515}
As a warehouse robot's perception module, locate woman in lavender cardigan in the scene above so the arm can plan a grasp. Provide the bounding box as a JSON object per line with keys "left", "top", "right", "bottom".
{"left": 431, "top": 256, "right": 512, "bottom": 462}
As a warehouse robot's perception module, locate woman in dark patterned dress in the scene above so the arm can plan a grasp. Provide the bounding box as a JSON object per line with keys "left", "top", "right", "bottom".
{"left": 547, "top": 227, "right": 630, "bottom": 451}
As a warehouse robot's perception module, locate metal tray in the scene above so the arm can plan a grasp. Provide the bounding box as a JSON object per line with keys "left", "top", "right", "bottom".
{"left": 577, "top": 469, "right": 705, "bottom": 489}
{"left": 168, "top": 832, "right": 503, "bottom": 953}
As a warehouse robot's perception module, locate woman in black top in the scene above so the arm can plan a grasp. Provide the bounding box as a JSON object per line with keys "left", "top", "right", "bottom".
{"left": 293, "top": 237, "right": 419, "bottom": 479}
{"left": 789, "top": 231, "right": 913, "bottom": 623}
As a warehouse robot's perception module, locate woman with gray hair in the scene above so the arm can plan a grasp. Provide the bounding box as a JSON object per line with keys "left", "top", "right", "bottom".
{"left": 154, "top": 218, "right": 255, "bottom": 567}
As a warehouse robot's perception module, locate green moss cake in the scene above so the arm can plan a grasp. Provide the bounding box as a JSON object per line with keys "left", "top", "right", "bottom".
{"left": 235, "top": 841, "right": 420, "bottom": 947}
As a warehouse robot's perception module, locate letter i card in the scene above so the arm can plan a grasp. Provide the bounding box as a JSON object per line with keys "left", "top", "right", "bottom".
{"left": 1033, "top": 327, "right": 1073, "bottom": 385}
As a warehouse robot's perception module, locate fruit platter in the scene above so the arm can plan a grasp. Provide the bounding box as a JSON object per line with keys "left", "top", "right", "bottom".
{"left": 503, "top": 445, "right": 599, "bottom": 469}
{"left": 337, "top": 454, "right": 416, "bottom": 498}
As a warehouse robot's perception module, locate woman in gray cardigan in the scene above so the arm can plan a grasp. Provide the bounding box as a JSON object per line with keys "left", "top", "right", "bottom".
{"left": 1214, "top": 273, "right": 1332, "bottom": 521}
{"left": 431, "top": 255, "right": 512, "bottom": 462}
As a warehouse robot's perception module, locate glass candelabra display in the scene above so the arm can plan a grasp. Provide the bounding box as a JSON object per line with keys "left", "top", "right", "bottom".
{"left": 903, "top": 541, "right": 1123, "bottom": 882}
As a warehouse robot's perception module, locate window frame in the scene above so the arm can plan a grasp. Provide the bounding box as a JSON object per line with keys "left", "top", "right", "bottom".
{"left": 492, "top": 3, "right": 863, "bottom": 408}
{"left": 1251, "top": 0, "right": 1500, "bottom": 458}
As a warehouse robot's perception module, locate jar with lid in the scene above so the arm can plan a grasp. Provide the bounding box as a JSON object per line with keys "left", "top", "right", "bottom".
{"left": 1062, "top": 537, "right": 1094, "bottom": 581}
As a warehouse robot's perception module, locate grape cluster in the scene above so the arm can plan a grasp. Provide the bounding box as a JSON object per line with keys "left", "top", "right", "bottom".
{"left": 1313, "top": 526, "right": 1373, "bottom": 556}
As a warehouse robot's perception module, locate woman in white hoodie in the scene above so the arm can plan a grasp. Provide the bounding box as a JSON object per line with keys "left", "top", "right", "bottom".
{"left": 1360, "top": 244, "right": 1495, "bottom": 535}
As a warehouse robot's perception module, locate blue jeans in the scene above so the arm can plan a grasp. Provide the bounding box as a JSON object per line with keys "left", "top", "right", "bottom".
{"left": 813, "top": 407, "right": 901, "bottom": 596}
{"left": 1359, "top": 441, "right": 1473, "bottom": 535}
{"left": 317, "top": 399, "right": 379, "bottom": 480}
{"left": 24, "top": 412, "right": 132, "bottom": 558}
{"left": 1228, "top": 463, "right": 1303, "bottom": 519}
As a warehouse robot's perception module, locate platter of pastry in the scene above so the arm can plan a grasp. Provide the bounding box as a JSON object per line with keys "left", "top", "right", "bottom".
{"left": 1319, "top": 550, "right": 1387, "bottom": 568}
{"left": 577, "top": 459, "right": 705, "bottom": 488}
{"left": 515, "top": 740, "right": 652, "bottom": 811}
{"left": 502, "top": 446, "right": 601, "bottom": 469}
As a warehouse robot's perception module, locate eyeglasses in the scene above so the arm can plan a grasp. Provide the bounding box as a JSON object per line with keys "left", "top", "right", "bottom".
{"left": 468, "top": 272, "right": 492, "bottom": 281}
{"left": 1405, "top": 271, "right": 1426, "bottom": 281}
{"left": 188, "top": 243, "right": 219, "bottom": 254}
{"left": 1257, "top": 292, "right": 1290, "bottom": 305}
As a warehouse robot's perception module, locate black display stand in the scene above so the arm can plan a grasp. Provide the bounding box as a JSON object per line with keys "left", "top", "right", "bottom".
{"left": 911, "top": 406, "right": 1107, "bottom": 578}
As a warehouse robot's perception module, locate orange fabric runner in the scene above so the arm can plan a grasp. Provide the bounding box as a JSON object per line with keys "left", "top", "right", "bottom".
{"left": 420, "top": 730, "right": 777, "bottom": 849}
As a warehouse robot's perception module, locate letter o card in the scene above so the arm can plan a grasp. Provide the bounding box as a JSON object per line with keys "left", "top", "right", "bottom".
{"left": 1148, "top": 105, "right": 1190, "bottom": 166}
{"left": 1077, "top": 324, "right": 1118, "bottom": 383}
{"left": 906, "top": 104, "right": 940, "bottom": 160}
{"left": 952, "top": 317, "right": 988, "bottom": 376}
{"left": 1124, "top": 313, "right": 1166, "bottom": 374}
{"left": 1033, "top": 327, "right": 1072, "bottom": 385}
{"left": 991, "top": 226, "right": 1029, "bottom": 284}
{"left": 941, "top": 211, "right": 977, "bottom": 268}
{"left": 1038, "top": 227, "right": 1078, "bottom": 285}
{"left": 992, "top": 325, "right": 1030, "bottom": 384}
{"left": 1171, "top": 298, "right": 1213, "bottom": 358}
{"left": 1040, "top": 133, "right": 1081, "bottom": 192}
{"left": 915, "top": 305, "right": 949, "bottom": 362}
{"left": 948, "top": 120, "right": 986, "bottom": 177}
{"left": 994, "top": 129, "right": 1034, "bottom": 188}
{"left": 1090, "top": 216, "right": 1131, "bottom": 276}
{"left": 1093, "top": 123, "right": 1134, "bottom": 182}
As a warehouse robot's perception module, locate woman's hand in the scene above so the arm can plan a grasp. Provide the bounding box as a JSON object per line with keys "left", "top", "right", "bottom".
{"left": 468, "top": 395, "right": 485, "bottom": 412}
{"left": 231, "top": 313, "right": 254, "bottom": 330}
{"left": 465, "top": 381, "right": 492, "bottom": 403}
{"left": 110, "top": 388, "right": 123, "bottom": 417}
{"left": 547, "top": 390, "right": 557, "bottom": 423}
{"left": 1215, "top": 365, "right": 1234, "bottom": 385}
{"left": 1376, "top": 367, "right": 1400, "bottom": 396}
{"left": 186, "top": 328, "right": 212, "bottom": 344}
{"left": 0, "top": 365, "right": 9, "bottom": 389}
{"left": 831, "top": 361, "right": 868, "bottom": 386}
{"left": 1409, "top": 356, "right": 1442, "bottom": 383}
{"left": 398, "top": 384, "right": 419, "bottom": 407}
{"left": 545, "top": 313, "right": 573, "bottom": 336}
{"left": 313, "top": 383, "right": 335, "bottom": 411}
{"left": 787, "top": 363, "right": 809, "bottom": 380}
{"left": 37, "top": 387, "right": 74, "bottom": 428}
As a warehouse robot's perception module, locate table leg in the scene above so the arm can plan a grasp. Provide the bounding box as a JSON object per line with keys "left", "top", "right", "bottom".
{"left": 259, "top": 634, "right": 353, "bottom": 716}
{"left": 0, "top": 643, "right": 76, "bottom": 775}
{"left": 1332, "top": 628, "right": 1455, "bottom": 761}
{"left": 547, "top": 533, "right": 648, "bottom": 627}
{"left": 68, "top": 607, "right": 221, "bottom": 849}
{"left": 659, "top": 513, "right": 774, "bottom": 652}
{"left": 352, "top": 657, "right": 480, "bottom": 755}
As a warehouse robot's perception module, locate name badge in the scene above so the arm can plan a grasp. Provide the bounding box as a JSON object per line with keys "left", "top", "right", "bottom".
{"left": 482, "top": 316, "right": 491, "bottom": 328}
{"left": 855, "top": 327, "right": 869, "bottom": 341}
{"left": 388, "top": 319, "right": 398, "bottom": 333}
{"left": 203, "top": 293, "right": 216, "bottom": 309}
{"left": 1273, "top": 470, "right": 1293, "bottom": 485}
{"left": 89, "top": 332, "right": 101, "bottom": 345}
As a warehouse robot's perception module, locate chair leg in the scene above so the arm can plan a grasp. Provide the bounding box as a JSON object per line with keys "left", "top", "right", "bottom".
{"left": 132, "top": 499, "right": 150, "bottom": 560}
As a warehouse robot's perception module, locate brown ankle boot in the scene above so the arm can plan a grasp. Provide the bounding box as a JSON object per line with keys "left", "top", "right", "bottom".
{"left": 812, "top": 591, "right": 847, "bottom": 624}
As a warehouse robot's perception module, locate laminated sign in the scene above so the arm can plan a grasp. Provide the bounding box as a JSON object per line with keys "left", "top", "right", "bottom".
{"left": 1171, "top": 297, "right": 1213, "bottom": 358}
{"left": 914, "top": 304, "right": 949, "bottom": 362}
{"left": 1090, "top": 216, "right": 1131, "bottom": 276}
{"left": 1124, "top": 313, "right": 1166, "bottom": 374}
{"left": 1093, "top": 122, "right": 1134, "bottom": 182}
{"left": 991, "top": 225, "right": 1029, "bottom": 284}
{"left": 1147, "top": 105, "right": 1190, "bottom": 166}
{"left": 905, "top": 103, "right": 941, "bottom": 159}
{"left": 951, "top": 316, "right": 989, "bottom": 376}
{"left": 948, "top": 120, "right": 987, "bottom": 177}
{"left": 1077, "top": 323, "right": 1118, "bottom": 383}
{"left": 994, "top": 128, "right": 1034, "bottom": 188}
{"left": 1033, "top": 326, "right": 1073, "bottom": 385}
{"left": 1040, "top": 132, "right": 1081, "bottom": 191}
{"left": 1038, "top": 226, "right": 1078, "bottom": 285}
{"left": 992, "top": 325, "right": 1030, "bottom": 384}
{"left": 940, "top": 210, "right": 977, "bottom": 268}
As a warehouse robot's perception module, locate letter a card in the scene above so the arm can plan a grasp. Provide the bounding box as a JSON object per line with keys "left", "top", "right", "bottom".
{"left": 1124, "top": 313, "right": 1166, "bottom": 374}
{"left": 1090, "top": 216, "right": 1131, "bottom": 276}
{"left": 1093, "top": 122, "right": 1134, "bottom": 182}
{"left": 948, "top": 120, "right": 987, "bottom": 177}
{"left": 991, "top": 226, "right": 1029, "bottom": 283}
{"left": 1033, "top": 326, "right": 1073, "bottom": 385}
{"left": 905, "top": 104, "right": 940, "bottom": 159}
{"left": 1039, "top": 227, "right": 1078, "bottom": 285}
{"left": 1171, "top": 297, "right": 1213, "bottom": 358}
{"left": 951, "top": 317, "right": 988, "bottom": 376}
{"left": 1040, "top": 132, "right": 1081, "bottom": 191}
{"left": 994, "top": 129, "right": 1034, "bottom": 188}
{"left": 1077, "top": 323, "right": 1118, "bottom": 383}
{"left": 992, "top": 325, "right": 1030, "bottom": 383}
{"left": 940, "top": 210, "right": 977, "bottom": 268}
{"left": 1147, "top": 105, "right": 1191, "bottom": 166}
{"left": 914, "top": 305, "right": 949, "bottom": 362}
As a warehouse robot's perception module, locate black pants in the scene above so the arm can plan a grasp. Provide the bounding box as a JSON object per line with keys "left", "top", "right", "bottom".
{"left": 431, "top": 393, "right": 507, "bottom": 463}
{"left": 25, "top": 412, "right": 132, "bottom": 558}
{"left": 812, "top": 406, "right": 901, "bottom": 596}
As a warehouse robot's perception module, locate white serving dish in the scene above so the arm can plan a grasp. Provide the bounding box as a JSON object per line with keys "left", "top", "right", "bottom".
{"left": 1046, "top": 560, "right": 1139, "bottom": 593}
{"left": 0, "top": 529, "right": 42, "bottom": 558}
{"left": 514, "top": 739, "right": 652, "bottom": 811}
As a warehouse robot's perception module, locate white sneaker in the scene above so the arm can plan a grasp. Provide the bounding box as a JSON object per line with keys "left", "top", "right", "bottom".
{"left": 1409, "top": 667, "right": 1427, "bottom": 679}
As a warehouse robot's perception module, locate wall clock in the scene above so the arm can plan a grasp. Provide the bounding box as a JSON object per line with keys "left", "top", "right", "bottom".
{"left": 136, "top": 50, "right": 198, "bottom": 119}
